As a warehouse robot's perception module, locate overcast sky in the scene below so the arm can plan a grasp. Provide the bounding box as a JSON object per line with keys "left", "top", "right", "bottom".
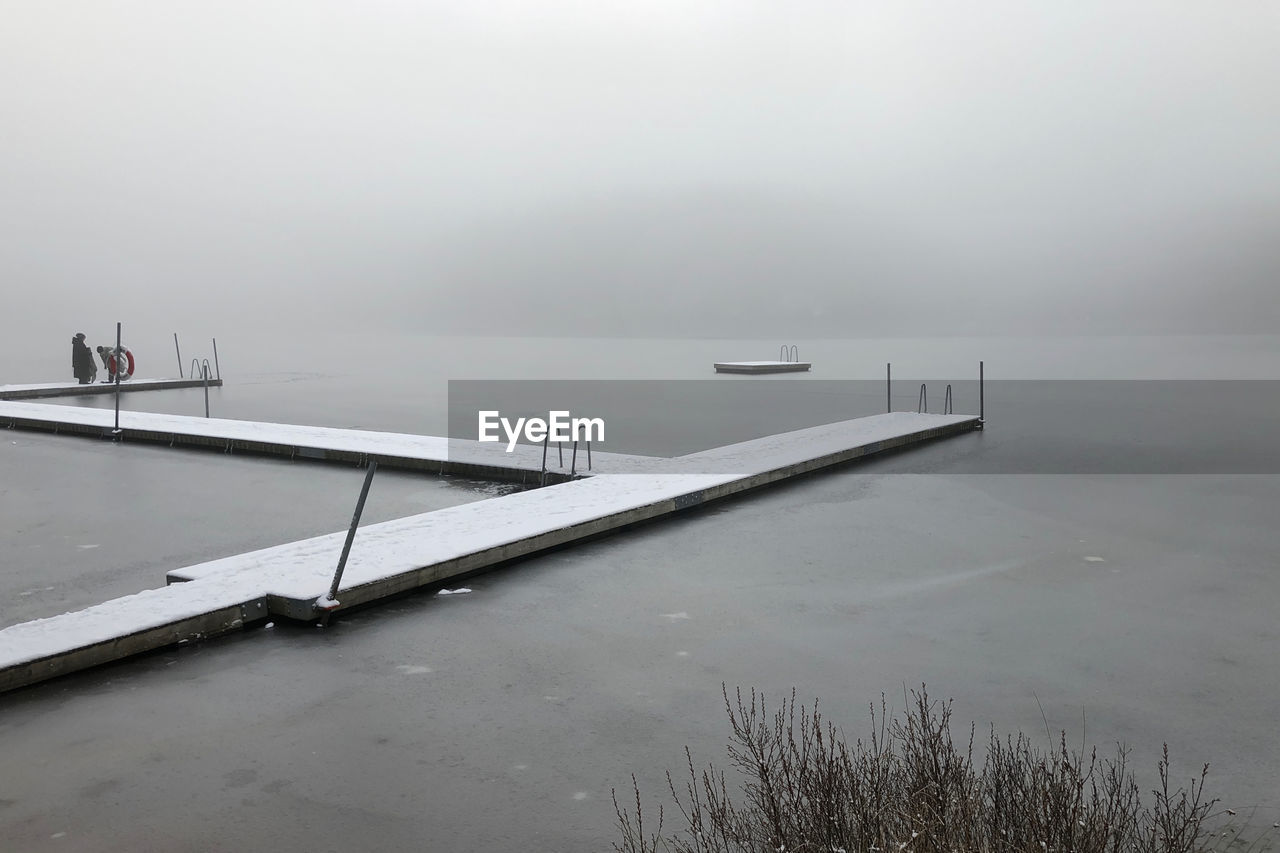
{"left": 3, "top": 1, "right": 1278, "bottom": 338}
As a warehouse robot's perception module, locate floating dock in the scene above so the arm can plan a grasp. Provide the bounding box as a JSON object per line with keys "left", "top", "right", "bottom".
{"left": 0, "top": 400, "right": 653, "bottom": 484}
{"left": 0, "top": 410, "right": 981, "bottom": 693}
{"left": 0, "top": 377, "right": 222, "bottom": 400}
{"left": 714, "top": 361, "right": 812, "bottom": 374}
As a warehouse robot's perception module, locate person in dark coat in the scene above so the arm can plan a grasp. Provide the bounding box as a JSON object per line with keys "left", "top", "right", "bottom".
{"left": 71, "top": 333, "right": 95, "bottom": 384}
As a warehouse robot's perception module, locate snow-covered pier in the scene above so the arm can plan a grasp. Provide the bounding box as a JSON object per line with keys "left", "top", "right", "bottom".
{"left": 0, "top": 411, "right": 981, "bottom": 693}
{"left": 0, "top": 400, "right": 652, "bottom": 484}
{"left": 0, "top": 377, "right": 224, "bottom": 400}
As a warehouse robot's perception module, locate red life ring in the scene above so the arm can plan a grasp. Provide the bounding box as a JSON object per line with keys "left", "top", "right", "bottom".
{"left": 107, "top": 348, "right": 136, "bottom": 379}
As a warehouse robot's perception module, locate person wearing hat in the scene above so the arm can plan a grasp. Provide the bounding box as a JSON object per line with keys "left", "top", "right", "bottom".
{"left": 71, "top": 333, "right": 95, "bottom": 384}
{"left": 96, "top": 344, "right": 116, "bottom": 382}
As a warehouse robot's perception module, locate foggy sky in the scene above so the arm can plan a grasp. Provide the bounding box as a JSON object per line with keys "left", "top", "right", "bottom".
{"left": 3, "top": 1, "right": 1278, "bottom": 338}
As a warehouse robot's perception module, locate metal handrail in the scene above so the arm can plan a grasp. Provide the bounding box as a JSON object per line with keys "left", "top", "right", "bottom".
{"left": 536, "top": 414, "right": 596, "bottom": 484}
{"left": 917, "top": 383, "right": 928, "bottom": 413}
{"left": 778, "top": 344, "right": 799, "bottom": 363}
{"left": 191, "top": 358, "right": 213, "bottom": 417}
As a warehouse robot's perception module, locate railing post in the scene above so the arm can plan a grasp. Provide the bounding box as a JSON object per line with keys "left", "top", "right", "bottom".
{"left": 212, "top": 338, "right": 221, "bottom": 381}
{"left": 112, "top": 322, "right": 122, "bottom": 438}
{"left": 321, "top": 461, "right": 378, "bottom": 615}
{"left": 540, "top": 433, "right": 549, "bottom": 486}
{"left": 886, "top": 363, "right": 891, "bottom": 413}
{"left": 586, "top": 439, "right": 592, "bottom": 471}
{"left": 570, "top": 440, "right": 578, "bottom": 478}
{"left": 203, "top": 361, "right": 210, "bottom": 418}
{"left": 918, "top": 383, "right": 927, "bottom": 413}
{"left": 174, "top": 333, "right": 183, "bottom": 378}
{"left": 979, "top": 360, "right": 985, "bottom": 427}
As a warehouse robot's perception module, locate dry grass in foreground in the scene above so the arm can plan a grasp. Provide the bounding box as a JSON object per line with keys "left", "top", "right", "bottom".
{"left": 614, "top": 686, "right": 1269, "bottom": 853}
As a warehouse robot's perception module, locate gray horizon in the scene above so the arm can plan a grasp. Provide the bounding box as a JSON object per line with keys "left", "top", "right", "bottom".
{"left": 3, "top": 1, "right": 1278, "bottom": 339}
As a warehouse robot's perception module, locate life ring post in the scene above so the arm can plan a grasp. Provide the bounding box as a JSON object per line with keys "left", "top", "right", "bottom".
{"left": 112, "top": 322, "right": 122, "bottom": 438}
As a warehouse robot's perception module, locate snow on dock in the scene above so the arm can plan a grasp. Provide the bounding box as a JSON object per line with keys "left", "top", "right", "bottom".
{"left": 0, "top": 400, "right": 657, "bottom": 480}
{"left": 713, "top": 360, "right": 812, "bottom": 374}
{"left": 0, "top": 583, "right": 267, "bottom": 693}
{"left": 0, "top": 411, "right": 980, "bottom": 692}
{"left": 0, "top": 377, "right": 223, "bottom": 400}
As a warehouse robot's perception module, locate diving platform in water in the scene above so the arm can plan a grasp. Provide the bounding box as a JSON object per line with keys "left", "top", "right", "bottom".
{"left": 714, "top": 360, "right": 812, "bottom": 374}
{"left": 0, "top": 410, "right": 980, "bottom": 693}
{"left": 0, "top": 377, "right": 223, "bottom": 400}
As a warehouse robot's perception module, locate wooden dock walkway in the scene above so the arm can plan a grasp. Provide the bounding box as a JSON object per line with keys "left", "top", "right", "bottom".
{"left": 0, "top": 410, "right": 981, "bottom": 693}
{"left": 0, "top": 377, "right": 223, "bottom": 400}
{"left": 0, "top": 400, "right": 655, "bottom": 483}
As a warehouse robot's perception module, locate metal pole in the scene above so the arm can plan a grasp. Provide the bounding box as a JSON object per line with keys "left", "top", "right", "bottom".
{"left": 570, "top": 440, "right": 578, "bottom": 478}
{"left": 558, "top": 439, "right": 563, "bottom": 467}
{"left": 326, "top": 461, "right": 378, "bottom": 604}
{"left": 886, "top": 363, "right": 891, "bottom": 413}
{"left": 113, "top": 322, "right": 122, "bottom": 437}
{"left": 540, "top": 434, "right": 549, "bottom": 486}
{"left": 586, "top": 440, "right": 592, "bottom": 471}
{"left": 979, "top": 360, "right": 985, "bottom": 425}
{"left": 174, "top": 333, "right": 183, "bottom": 378}
{"left": 212, "top": 338, "right": 221, "bottom": 381}
{"left": 203, "top": 362, "right": 210, "bottom": 418}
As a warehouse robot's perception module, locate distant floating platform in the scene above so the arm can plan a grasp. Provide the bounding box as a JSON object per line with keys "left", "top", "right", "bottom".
{"left": 0, "top": 377, "right": 223, "bottom": 400}
{"left": 714, "top": 361, "right": 812, "bottom": 374}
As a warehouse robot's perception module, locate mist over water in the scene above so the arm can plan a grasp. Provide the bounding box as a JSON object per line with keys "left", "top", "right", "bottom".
{"left": 5, "top": 3, "right": 1280, "bottom": 341}
{"left": 4, "top": 1, "right": 1280, "bottom": 848}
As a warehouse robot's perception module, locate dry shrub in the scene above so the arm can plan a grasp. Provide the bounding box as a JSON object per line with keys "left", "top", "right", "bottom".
{"left": 613, "top": 686, "right": 1260, "bottom": 853}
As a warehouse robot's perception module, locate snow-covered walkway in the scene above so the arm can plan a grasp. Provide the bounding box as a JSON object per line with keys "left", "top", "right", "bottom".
{"left": 0, "top": 399, "right": 658, "bottom": 477}
{"left": 0, "top": 377, "right": 222, "bottom": 400}
{"left": 0, "top": 411, "right": 980, "bottom": 692}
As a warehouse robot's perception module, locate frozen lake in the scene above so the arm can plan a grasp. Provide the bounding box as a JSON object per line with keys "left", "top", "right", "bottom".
{"left": 1, "top": 333, "right": 1278, "bottom": 850}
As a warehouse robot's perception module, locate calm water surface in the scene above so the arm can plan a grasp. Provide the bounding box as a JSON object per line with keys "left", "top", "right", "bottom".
{"left": 1, "top": 333, "right": 1277, "bottom": 851}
